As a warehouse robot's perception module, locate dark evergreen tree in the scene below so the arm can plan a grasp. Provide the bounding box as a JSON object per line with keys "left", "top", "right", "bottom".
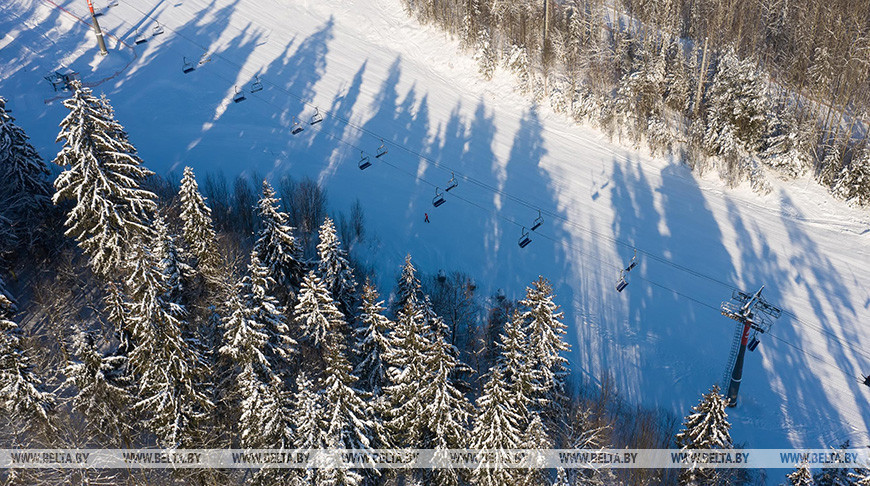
{"left": 254, "top": 180, "right": 304, "bottom": 300}
{"left": 676, "top": 384, "right": 732, "bottom": 485}
{"left": 178, "top": 166, "right": 221, "bottom": 279}
{"left": 0, "top": 96, "right": 51, "bottom": 227}
{"left": 316, "top": 216, "right": 357, "bottom": 317}
{"left": 354, "top": 281, "right": 392, "bottom": 398}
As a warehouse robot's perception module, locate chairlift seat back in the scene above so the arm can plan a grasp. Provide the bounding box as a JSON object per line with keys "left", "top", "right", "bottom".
{"left": 359, "top": 156, "right": 371, "bottom": 170}
{"left": 153, "top": 24, "right": 164, "bottom": 36}
{"left": 233, "top": 91, "right": 246, "bottom": 103}
{"left": 376, "top": 145, "right": 387, "bottom": 158}
{"left": 748, "top": 337, "right": 760, "bottom": 351}
{"left": 291, "top": 125, "right": 304, "bottom": 135}
{"left": 531, "top": 219, "right": 543, "bottom": 231}
{"left": 518, "top": 236, "right": 532, "bottom": 248}
{"left": 616, "top": 279, "right": 628, "bottom": 292}
{"left": 433, "top": 196, "right": 446, "bottom": 208}
{"left": 251, "top": 78, "right": 263, "bottom": 92}
{"left": 626, "top": 261, "right": 637, "bottom": 271}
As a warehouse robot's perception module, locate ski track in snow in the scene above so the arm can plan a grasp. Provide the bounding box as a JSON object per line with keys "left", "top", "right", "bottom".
{"left": 2, "top": 0, "right": 869, "bottom": 456}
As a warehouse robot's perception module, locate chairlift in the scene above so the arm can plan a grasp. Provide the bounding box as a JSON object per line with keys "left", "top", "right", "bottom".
{"left": 310, "top": 107, "right": 323, "bottom": 125}
{"left": 291, "top": 118, "right": 304, "bottom": 135}
{"left": 251, "top": 75, "right": 263, "bottom": 93}
{"left": 182, "top": 57, "right": 196, "bottom": 74}
{"left": 232, "top": 86, "right": 246, "bottom": 103}
{"left": 615, "top": 270, "right": 629, "bottom": 292}
{"left": 518, "top": 226, "right": 532, "bottom": 248}
{"left": 863, "top": 375, "right": 870, "bottom": 388}
{"left": 437, "top": 269, "right": 447, "bottom": 284}
{"left": 432, "top": 187, "right": 446, "bottom": 208}
{"left": 445, "top": 172, "right": 458, "bottom": 192}
{"left": 152, "top": 22, "right": 164, "bottom": 36}
{"left": 134, "top": 30, "right": 148, "bottom": 45}
{"left": 358, "top": 151, "right": 371, "bottom": 170}
{"left": 624, "top": 248, "right": 638, "bottom": 272}
{"left": 375, "top": 140, "right": 388, "bottom": 158}
{"left": 531, "top": 209, "right": 544, "bottom": 231}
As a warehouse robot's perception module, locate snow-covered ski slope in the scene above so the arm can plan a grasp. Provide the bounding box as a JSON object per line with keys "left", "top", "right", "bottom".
{"left": 2, "top": 0, "right": 869, "bottom": 451}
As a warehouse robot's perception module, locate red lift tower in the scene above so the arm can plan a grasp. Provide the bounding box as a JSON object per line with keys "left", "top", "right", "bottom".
{"left": 720, "top": 286, "right": 782, "bottom": 407}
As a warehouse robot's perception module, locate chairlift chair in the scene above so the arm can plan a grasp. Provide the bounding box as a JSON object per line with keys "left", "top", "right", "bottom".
{"left": 232, "top": 86, "right": 246, "bottom": 103}
{"left": 182, "top": 57, "right": 196, "bottom": 74}
{"left": 432, "top": 187, "right": 446, "bottom": 208}
{"left": 518, "top": 226, "right": 532, "bottom": 248}
{"left": 375, "top": 140, "right": 388, "bottom": 158}
{"left": 291, "top": 118, "right": 304, "bottom": 135}
{"left": 625, "top": 248, "right": 638, "bottom": 272}
{"left": 251, "top": 75, "right": 263, "bottom": 93}
{"left": 445, "top": 172, "right": 458, "bottom": 192}
{"left": 864, "top": 375, "right": 870, "bottom": 387}
{"left": 747, "top": 335, "right": 760, "bottom": 352}
{"left": 358, "top": 151, "right": 371, "bottom": 170}
{"left": 531, "top": 209, "right": 544, "bottom": 231}
{"left": 615, "top": 270, "right": 628, "bottom": 292}
{"left": 310, "top": 107, "right": 323, "bottom": 125}
{"left": 134, "top": 30, "right": 148, "bottom": 44}
{"left": 152, "top": 23, "right": 164, "bottom": 36}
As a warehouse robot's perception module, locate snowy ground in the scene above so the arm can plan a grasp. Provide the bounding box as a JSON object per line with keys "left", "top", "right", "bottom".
{"left": 2, "top": 0, "right": 869, "bottom": 457}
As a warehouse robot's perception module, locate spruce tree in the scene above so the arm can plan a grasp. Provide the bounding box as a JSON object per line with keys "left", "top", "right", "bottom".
{"left": 65, "top": 330, "right": 132, "bottom": 444}
{"left": 850, "top": 470, "right": 870, "bottom": 486}
{"left": 316, "top": 216, "right": 357, "bottom": 317}
{"left": 354, "top": 281, "right": 393, "bottom": 397}
{"left": 295, "top": 270, "right": 347, "bottom": 348}
{"left": 703, "top": 48, "right": 767, "bottom": 156}
{"left": 0, "top": 284, "right": 54, "bottom": 431}
{"left": 788, "top": 462, "right": 814, "bottom": 486}
{"left": 178, "top": 166, "right": 221, "bottom": 277}
{"left": 153, "top": 216, "right": 188, "bottom": 313}
{"left": 520, "top": 277, "right": 570, "bottom": 424}
{"left": 246, "top": 251, "right": 295, "bottom": 374}
{"left": 676, "top": 384, "right": 732, "bottom": 485}
{"left": 52, "top": 81, "right": 157, "bottom": 277}
{"left": 0, "top": 97, "right": 51, "bottom": 223}
{"left": 124, "top": 243, "right": 213, "bottom": 446}
{"left": 498, "top": 310, "right": 540, "bottom": 432}
{"left": 254, "top": 180, "right": 304, "bottom": 299}
{"left": 393, "top": 254, "right": 424, "bottom": 315}
{"left": 471, "top": 365, "right": 524, "bottom": 486}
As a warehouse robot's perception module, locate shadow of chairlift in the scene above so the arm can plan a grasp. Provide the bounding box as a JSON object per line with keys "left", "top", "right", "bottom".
{"left": 310, "top": 107, "right": 323, "bottom": 125}
{"left": 153, "top": 22, "right": 164, "bottom": 36}
{"left": 182, "top": 57, "right": 196, "bottom": 73}
{"left": 232, "top": 86, "right": 246, "bottom": 103}
{"left": 615, "top": 249, "right": 638, "bottom": 292}
{"left": 432, "top": 187, "right": 446, "bottom": 208}
{"left": 250, "top": 75, "right": 263, "bottom": 93}
{"left": 358, "top": 151, "right": 371, "bottom": 170}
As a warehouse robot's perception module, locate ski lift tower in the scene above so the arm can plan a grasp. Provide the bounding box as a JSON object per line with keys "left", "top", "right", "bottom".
{"left": 720, "top": 286, "right": 782, "bottom": 407}
{"left": 86, "top": 0, "right": 108, "bottom": 55}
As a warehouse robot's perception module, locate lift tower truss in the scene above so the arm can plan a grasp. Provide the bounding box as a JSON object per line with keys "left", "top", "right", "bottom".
{"left": 720, "top": 286, "right": 782, "bottom": 407}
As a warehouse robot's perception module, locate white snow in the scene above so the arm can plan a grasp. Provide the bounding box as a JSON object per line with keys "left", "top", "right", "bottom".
{"left": 2, "top": 0, "right": 869, "bottom": 453}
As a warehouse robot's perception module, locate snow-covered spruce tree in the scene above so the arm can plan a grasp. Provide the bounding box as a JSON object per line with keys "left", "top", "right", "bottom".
{"left": 0, "top": 97, "right": 51, "bottom": 223}
{"left": 254, "top": 180, "right": 304, "bottom": 300}
{"left": 295, "top": 270, "right": 347, "bottom": 349}
{"left": 788, "top": 461, "right": 814, "bottom": 486}
{"left": 833, "top": 146, "right": 870, "bottom": 207}
{"left": 471, "top": 365, "right": 524, "bottom": 486}
{"left": 420, "top": 304, "right": 474, "bottom": 486}
{"left": 850, "top": 469, "right": 870, "bottom": 486}
{"left": 287, "top": 371, "right": 326, "bottom": 486}
{"left": 316, "top": 216, "right": 357, "bottom": 318}
{"left": 382, "top": 291, "right": 431, "bottom": 448}
{"left": 178, "top": 166, "right": 221, "bottom": 278}
{"left": 393, "top": 254, "right": 425, "bottom": 315}
{"left": 0, "top": 284, "right": 54, "bottom": 433}
{"left": 124, "top": 243, "right": 213, "bottom": 447}
{"left": 703, "top": 48, "right": 768, "bottom": 159}
{"left": 498, "top": 310, "right": 539, "bottom": 432}
{"left": 316, "top": 322, "right": 376, "bottom": 486}
{"left": 520, "top": 277, "right": 570, "bottom": 423}
{"left": 241, "top": 251, "right": 296, "bottom": 377}
{"left": 65, "top": 330, "right": 132, "bottom": 444}
{"left": 219, "top": 277, "right": 290, "bottom": 449}
{"left": 354, "top": 281, "right": 393, "bottom": 398}
{"left": 52, "top": 81, "right": 157, "bottom": 278}
{"left": 675, "top": 384, "right": 732, "bottom": 486}
{"left": 812, "top": 440, "right": 857, "bottom": 486}
{"left": 153, "top": 216, "right": 188, "bottom": 313}
{"left": 520, "top": 414, "right": 553, "bottom": 486}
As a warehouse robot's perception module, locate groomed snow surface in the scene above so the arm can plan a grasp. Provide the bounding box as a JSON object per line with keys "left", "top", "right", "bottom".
{"left": 2, "top": 0, "right": 869, "bottom": 458}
